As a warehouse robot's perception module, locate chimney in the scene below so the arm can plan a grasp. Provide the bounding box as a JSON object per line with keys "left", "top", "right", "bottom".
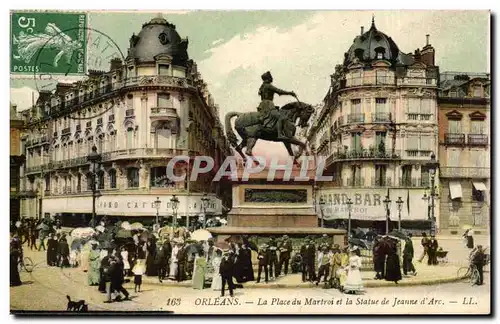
{"left": 426, "top": 34, "right": 430, "bottom": 46}
{"left": 361, "top": 26, "right": 364, "bottom": 35}
{"left": 110, "top": 57, "right": 123, "bottom": 71}
{"left": 421, "top": 34, "right": 435, "bottom": 66}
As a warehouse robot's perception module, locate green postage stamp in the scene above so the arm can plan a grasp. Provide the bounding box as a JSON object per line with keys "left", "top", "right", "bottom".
{"left": 10, "top": 11, "right": 87, "bottom": 75}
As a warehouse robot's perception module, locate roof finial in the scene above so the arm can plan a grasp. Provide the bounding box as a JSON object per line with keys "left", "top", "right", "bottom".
{"left": 371, "top": 14, "right": 376, "bottom": 28}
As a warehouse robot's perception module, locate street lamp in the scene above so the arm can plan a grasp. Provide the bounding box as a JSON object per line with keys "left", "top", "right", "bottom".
{"left": 170, "top": 195, "right": 180, "bottom": 228}
{"left": 424, "top": 152, "right": 440, "bottom": 236}
{"left": 396, "top": 196, "right": 404, "bottom": 231}
{"left": 383, "top": 195, "right": 392, "bottom": 234}
{"left": 154, "top": 196, "right": 161, "bottom": 228}
{"left": 201, "top": 193, "right": 210, "bottom": 229}
{"left": 319, "top": 196, "right": 326, "bottom": 228}
{"left": 87, "top": 145, "right": 101, "bottom": 228}
{"left": 346, "top": 198, "right": 353, "bottom": 238}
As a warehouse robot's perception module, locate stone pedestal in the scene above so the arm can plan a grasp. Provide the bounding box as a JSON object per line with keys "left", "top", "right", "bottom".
{"left": 228, "top": 184, "right": 317, "bottom": 227}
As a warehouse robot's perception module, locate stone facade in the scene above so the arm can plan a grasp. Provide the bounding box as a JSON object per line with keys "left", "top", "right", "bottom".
{"left": 438, "top": 72, "right": 490, "bottom": 233}
{"left": 308, "top": 20, "right": 440, "bottom": 230}
{"left": 19, "top": 16, "right": 231, "bottom": 225}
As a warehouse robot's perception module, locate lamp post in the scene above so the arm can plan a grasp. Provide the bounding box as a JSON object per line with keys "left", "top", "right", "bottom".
{"left": 346, "top": 198, "right": 353, "bottom": 238}
{"left": 396, "top": 196, "right": 404, "bottom": 231}
{"left": 201, "top": 193, "right": 210, "bottom": 229}
{"left": 154, "top": 196, "right": 161, "bottom": 228}
{"left": 319, "top": 196, "right": 325, "bottom": 228}
{"left": 87, "top": 145, "right": 101, "bottom": 227}
{"left": 423, "top": 152, "right": 440, "bottom": 236}
{"left": 383, "top": 195, "right": 392, "bottom": 234}
{"left": 170, "top": 195, "right": 180, "bottom": 228}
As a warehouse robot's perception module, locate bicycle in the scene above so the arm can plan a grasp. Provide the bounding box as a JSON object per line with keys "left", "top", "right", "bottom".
{"left": 457, "top": 264, "right": 480, "bottom": 286}
{"left": 17, "top": 254, "right": 34, "bottom": 273}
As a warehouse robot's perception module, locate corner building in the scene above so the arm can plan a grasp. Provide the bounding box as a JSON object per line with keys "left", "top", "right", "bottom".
{"left": 309, "top": 20, "right": 440, "bottom": 232}
{"left": 20, "top": 16, "right": 231, "bottom": 226}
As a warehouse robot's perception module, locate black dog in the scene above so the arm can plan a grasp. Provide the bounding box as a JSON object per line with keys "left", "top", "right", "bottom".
{"left": 66, "top": 295, "right": 88, "bottom": 312}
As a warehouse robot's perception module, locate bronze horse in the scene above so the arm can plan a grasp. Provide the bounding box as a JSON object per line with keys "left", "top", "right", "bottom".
{"left": 224, "top": 101, "right": 314, "bottom": 162}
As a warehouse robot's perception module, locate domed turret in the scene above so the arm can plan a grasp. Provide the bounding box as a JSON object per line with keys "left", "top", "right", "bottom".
{"left": 127, "top": 15, "right": 189, "bottom": 66}
{"left": 344, "top": 17, "right": 401, "bottom": 66}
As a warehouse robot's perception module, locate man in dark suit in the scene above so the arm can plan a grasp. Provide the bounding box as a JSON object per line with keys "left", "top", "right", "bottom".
{"left": 256, "top": 244, "right": 269, "bottom": 283}
{"left": 278, "top": 235, "right": 293, "bottom": 276}
{"left": 300, "top": 238, "right": 316, "bottom": 282}
{"left": 403, "top": 234, "right": 416, "bottom": 276}
{"left": 176, "top": 244, "right": 186, "bottom": 282}
{"left": 427, "top": 235, "right": 439, "bottom": 265}
{"left": 220, "top": 251, "right": 235, "bottom": 297}
{"left": 268, "top": 238, "right": 279, "bottom": 279}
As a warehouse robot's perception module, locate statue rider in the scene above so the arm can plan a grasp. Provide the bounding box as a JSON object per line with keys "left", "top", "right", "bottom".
{"left": 258, "top": 71, "right": 297, "bottom": 140}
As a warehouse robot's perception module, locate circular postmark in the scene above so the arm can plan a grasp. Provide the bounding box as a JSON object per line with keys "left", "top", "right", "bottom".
{"left": 33, "top": 26, "right": 125, "bottom": 121}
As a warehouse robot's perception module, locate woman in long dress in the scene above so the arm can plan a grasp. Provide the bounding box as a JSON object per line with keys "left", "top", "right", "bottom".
{"left": 121, "top": 246, "right": 130, "bottom": 277}
{"left": 145, "top": 238, "right": 158, "bottom": 276}
{"left": 384, "top": 239, "right": 402, "bottom": 284}
{"left": 87, "top": 244, "right": 101, "bottom": 286}
{"left": 192, "top": 251, "right": 207, "bottom": 290}
{"left": 168, "top": 243, "right": 180, "bottom": 280}
{"left": 337, "top": 247, "right": 349, "bottom": 290}
{"left": 211, "top": 249, "right": 223, "bottom": 291}
{"left": 80, "top": 242, "right": 91, "bottom": 272}
{"left": 343, "top": 247, "right": 364, "bottom": 294}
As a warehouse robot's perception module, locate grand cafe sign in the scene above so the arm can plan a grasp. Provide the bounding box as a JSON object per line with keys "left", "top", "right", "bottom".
{"left": 317, "top": 188, "right": 429, "bottom": 221}
{"left": 43, "top": 194, "right": 222, "bottom": 217}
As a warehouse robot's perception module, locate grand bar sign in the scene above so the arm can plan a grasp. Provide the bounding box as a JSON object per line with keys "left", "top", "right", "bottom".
{"left": 318, "top": 188, "right": 429, "bottom": 221}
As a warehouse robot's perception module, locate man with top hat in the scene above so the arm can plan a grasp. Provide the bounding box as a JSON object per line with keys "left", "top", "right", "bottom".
{"left": 278, "top": 234, "right": 293, "bottom": 276}
{"left": 300, "top": 237, "right": 316, "bottom": 282}
{"left": 256, "top": 243, "right": 270, "bottom": 284}
{"left": 257, "top": 71, "right": 297, "bottom": 140}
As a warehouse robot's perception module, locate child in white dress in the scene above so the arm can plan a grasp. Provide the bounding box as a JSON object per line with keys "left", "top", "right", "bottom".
{"left": 343, "top": 246, "right": 364, "bottom": 294}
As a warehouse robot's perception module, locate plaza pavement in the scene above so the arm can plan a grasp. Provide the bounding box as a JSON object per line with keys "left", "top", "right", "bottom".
{"left": 10, "top": 235, "right": 490, "bottom": 314}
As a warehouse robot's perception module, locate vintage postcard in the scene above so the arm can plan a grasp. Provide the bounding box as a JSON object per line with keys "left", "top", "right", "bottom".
{"left": 9, "top": 9, "right": 491, "bottom": 315}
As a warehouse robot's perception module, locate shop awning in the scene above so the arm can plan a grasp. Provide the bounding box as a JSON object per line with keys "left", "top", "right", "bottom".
{"left": 472, "top": 182, "right": 487, "bottom": 191}
{"left": 449, "top": 181, "right": 463, "bottom": 199}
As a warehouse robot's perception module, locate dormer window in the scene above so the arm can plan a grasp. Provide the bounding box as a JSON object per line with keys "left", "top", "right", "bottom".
{"left": 374, "top": 46, "right": 386, "bottom": 60}
{"left": 354, "top": 49, "right": 364, "bottom": 61}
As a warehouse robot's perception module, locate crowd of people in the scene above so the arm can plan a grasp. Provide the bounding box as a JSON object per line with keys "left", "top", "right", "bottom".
{"left": 10, "top": 217, "right": 489, "bottom": 298}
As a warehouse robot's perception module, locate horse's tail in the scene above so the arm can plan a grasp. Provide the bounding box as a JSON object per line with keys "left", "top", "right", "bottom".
{"left": 224, "top": 112, "right": 240, "bottom": 147}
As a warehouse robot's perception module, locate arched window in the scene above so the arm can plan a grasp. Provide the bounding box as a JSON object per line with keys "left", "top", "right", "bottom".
{"left": 109, "top": 169, "right": 117, "bottom": 189}
{"left": 98, "top": 170, "right": 104, "bottom": 189}
{"left": 127, "top": 167, "right": 139, "bottom": 188}
{"left": 97, "top": 133, "right": 105, "bottom": 153}
{"left": 86, "top": 173, "right": 93, "bottom": 191}
{"left": 126, "top": 127, "right": 134, "bottom": 149}
{"left": 155, "top": 123, "right": 171, "bottom": 149}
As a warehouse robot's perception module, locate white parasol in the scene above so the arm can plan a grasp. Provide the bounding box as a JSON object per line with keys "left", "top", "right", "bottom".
{"left": 121, "top": 221, "right": 132, "bottom": 230}
{"left": 190, "top": 229, "right": 212, "bottom": 242}
{"left": 95, "top": 225, "right": 105, "bottom": 233}
{"left": 71, "top": 227, "right": 96, "bottom": 239}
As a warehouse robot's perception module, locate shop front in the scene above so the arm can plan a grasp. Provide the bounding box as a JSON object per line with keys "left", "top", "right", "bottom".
{"left": 42, "top": 193, "right": 223, "bottom": 227}
{"left": 317, "top": 188, "right": 433, "bottom": 232}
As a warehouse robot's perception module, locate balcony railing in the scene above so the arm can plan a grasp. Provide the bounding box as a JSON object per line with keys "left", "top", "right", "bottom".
{"left": 407, "top": 113, "right": 433, "bottom": 121}
{"left": 440, "top": 167, "right": 490, "bottom": 178}
{"left": 335, "top": 149, "right": 401, "bottom": 161}
{"left": 372, "top": 112, "right": 392, "bottom": 123}
{"left": 100, "top": 148, "right": 190, "bottom": 161}
{"left": 445, "top": 133, "right": 466, "bottom": 145}
{"left": 345, "top": 76, "right": 396, "bottom": 88}
{"left": 371, "top": 177, "right": 393, "bottom": 187}
{"left": 468, "top": 134, "right": 488, "bottom": 146}
{"left": 399, "top": 178, "right": 426, "bottom": 187}
{"left": 150, "top": 107, "right": 178, "bottom": 118}
{"left": 347, "top": 113, "right": 365, "bottom": 124}
{"left": 397, "top": 77, "right": 437, "bottom": 86}
{"left": 405, "top": 150, "right": 432, "bottom": 158}
{"left": 346, "top": 177, "right": 365, "bottom": 187}
{"left": 26, "top": 76, "right": 196, "bottom": 125}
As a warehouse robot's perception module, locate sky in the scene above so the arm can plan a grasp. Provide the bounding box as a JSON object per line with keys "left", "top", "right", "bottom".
{"left": 10, "top": 10, "right": 490, "bottom": 157}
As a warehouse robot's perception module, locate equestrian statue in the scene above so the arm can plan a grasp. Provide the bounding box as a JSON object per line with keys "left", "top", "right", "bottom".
{"left": 224, "top": 71, "right": 315, "bottom": 162}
